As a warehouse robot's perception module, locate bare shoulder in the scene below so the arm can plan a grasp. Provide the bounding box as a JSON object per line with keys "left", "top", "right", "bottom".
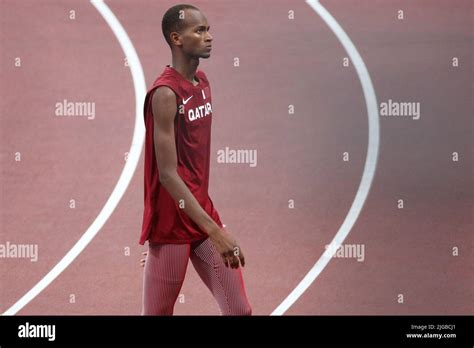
{"left": 151, "top": 86, "right": 177, "bottom": 121}
{"left": 152, "top": 86, "right": 176, "bottom": 105}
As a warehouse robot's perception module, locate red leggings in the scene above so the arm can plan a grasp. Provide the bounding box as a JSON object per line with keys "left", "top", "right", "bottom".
{"left": 142, "top": 237, "right": 252, "bottom": 315}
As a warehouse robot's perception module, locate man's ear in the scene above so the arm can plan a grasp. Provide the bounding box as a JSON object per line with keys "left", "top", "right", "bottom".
{"left": 170, "top": 32, "right": 182, "bottom": 47}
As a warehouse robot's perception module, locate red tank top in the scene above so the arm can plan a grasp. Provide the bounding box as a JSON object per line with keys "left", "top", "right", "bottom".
{"left": 139, "top": 66, "right": 223, "bottom": 245}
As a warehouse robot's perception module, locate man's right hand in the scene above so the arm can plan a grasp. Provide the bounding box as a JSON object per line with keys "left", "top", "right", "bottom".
{"left": 140, "top": 251, "right": 147, "bottom": 268}
{"left": 208, "top": 227, "right": 245, "bottom": 269}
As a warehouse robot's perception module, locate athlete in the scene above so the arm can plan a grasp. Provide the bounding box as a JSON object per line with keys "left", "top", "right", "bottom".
{"left": 139, "top": 4, "right": 252, "bottom": 315}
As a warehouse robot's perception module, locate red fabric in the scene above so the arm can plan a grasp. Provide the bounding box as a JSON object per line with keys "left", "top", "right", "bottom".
{"left": 139, "top": 66, "right": 223, "bottom": 245}
{"left": 141, "top": 237, "right": 252, "bottom": 315}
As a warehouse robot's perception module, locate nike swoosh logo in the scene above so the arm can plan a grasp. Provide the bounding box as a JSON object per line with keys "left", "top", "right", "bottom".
{"left": 182, "top": 96, "right": 193, "bottom": 105}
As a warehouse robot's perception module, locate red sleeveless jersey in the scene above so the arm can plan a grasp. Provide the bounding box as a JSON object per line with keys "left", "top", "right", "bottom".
{"left": 139, "top": 66, "right": 223, "bottom": 245}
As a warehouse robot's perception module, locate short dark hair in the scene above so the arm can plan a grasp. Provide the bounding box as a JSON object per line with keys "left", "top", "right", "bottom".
{"left": 162, "top": 4, "right": 200, "bottom": 47}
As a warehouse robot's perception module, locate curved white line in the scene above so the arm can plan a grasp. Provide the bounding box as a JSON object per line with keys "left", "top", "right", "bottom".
{"left": 271, "top": 0, "right": 380, "bottom": 315}
{"left": 2, "top": 0, "right": 146, "bottom": 315}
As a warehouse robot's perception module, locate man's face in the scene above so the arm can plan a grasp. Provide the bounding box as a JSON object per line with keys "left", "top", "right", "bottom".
{"left": 175, "top": 9, "right": 213, "bottom": 58}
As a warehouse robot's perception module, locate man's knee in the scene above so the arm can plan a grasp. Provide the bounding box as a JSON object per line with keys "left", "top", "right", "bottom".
{"left": 228, "top": 303, "right": 252, "bottom": 316}
{"left": 142, "top": 303, "right": 174, "bottom": 316}
{"left": 241, "top": 304, "right": 252, "bottom": 316}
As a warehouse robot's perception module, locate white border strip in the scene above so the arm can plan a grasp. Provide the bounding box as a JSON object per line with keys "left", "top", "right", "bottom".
{"left": 271, "top": 0, "right": 379, "bottom": 315}
{"left": 2, "top": 0, "right": 146, "bottom": 315}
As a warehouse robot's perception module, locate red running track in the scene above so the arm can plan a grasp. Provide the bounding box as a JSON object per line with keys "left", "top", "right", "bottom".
{"left": 0, "top": 0, "right": 472, "bottom": 315}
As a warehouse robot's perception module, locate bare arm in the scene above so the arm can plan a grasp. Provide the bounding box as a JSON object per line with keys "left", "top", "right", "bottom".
{"left": 151, "top": 87, "right": 245, "bottom": 268}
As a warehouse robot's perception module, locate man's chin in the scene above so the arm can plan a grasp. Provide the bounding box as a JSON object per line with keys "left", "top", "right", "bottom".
{"left": 200, "top": 53, "right": 211, "bottom": 59}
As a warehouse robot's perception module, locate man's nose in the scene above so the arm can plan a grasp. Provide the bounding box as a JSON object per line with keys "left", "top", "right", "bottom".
{"left": 206, "top": 32, "right": 213, "bottom": 42}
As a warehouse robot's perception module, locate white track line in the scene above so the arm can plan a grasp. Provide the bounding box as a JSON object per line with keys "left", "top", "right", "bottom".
{"left": 271, "top": 0, "right": 379, "bottom": 315}
{"left": 2, "top": 0, "right": 146, "bottom": 315}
